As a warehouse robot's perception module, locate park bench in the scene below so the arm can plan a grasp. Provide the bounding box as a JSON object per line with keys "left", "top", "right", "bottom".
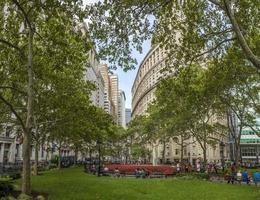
{"left": 121, "top": 172, "right": 136, "bottom": 178}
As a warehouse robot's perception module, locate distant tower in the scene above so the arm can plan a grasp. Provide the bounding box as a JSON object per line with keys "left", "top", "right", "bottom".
{"left": 125, "top": 108, "right": 132, "bottom": 126}
{"left": 118, "top": 90, "right": 126, "bottom": 127}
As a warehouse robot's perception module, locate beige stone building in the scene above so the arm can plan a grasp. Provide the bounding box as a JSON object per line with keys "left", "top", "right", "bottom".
{"left": 99, "top": 64, "right": 115, "bottom": 115}
{"left": 132, "top": 44, "right": 230, "bottom": 165}
{"left": 110, "top": 74, "right": 119, "bottom": 124}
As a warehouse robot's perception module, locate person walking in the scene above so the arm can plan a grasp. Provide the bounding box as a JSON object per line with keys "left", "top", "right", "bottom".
{"left": 176, "top": 163, "right": 180, "bottom": 173}
{"left": 228, "top": 163, "right": 237, "bottom": 184}
{"left": 196, "top": 162, "right": 201, "bottom": 173}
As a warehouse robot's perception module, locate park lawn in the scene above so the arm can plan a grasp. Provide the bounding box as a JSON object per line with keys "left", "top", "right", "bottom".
{"left": 16, "top": 167, "right": 259, "bottom": 200}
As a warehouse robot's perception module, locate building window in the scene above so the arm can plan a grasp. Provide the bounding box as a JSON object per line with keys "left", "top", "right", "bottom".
{"left": 175, "top": 149, "right": 179, "bottom": 155}
{"left": 6, "top": 126, "right": 11, "bottom": 137}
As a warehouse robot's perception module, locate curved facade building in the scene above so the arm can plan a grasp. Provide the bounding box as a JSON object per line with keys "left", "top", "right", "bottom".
{"left": 131, "top": 44, "right": 229, "bottom": 165}
{"left": 132, "top": 44, "right": 166, "bottom": 117}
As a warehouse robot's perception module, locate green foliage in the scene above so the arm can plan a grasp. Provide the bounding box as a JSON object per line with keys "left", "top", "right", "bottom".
{"left": 35, "top": 195, "right": 45, "bottom": 200}
{"left": 0, "top": 181, "right": 14, "bottom": 198}
{"left": 86, "top": 0, "right": 260, "bottom": 70}
{"left": 17, "top": 194, "right": 32, "bottom": 200}
{"left": 175, "top": 172, "right": 210, "bottom": 180}
{"left": 0, "top": 197, "right": 16, "bottom": 200}
{"left": 8, "top": 173, "right": 21, "bottom": 181}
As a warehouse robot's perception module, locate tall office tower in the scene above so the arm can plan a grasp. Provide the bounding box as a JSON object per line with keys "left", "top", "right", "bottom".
{"left": 99, "top": 64, "right": 112, "bottom": 113}
{"left": 85, "top": 48, "right": 105, "bottom": 109}
{"left": 125, "top": 108, "right": 132, "bottom": 126}
{"left": 118, "top": 90, "right": 126, "bottom": 128}
{"left": 109, "top": 74, "right": 119, "bottom": 124}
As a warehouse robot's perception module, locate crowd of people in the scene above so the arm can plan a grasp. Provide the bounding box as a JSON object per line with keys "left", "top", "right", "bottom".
{"left": 175, "top": 162, "right": 220, "bottom": 174}
{"left": 225, "top": 163, "right": 250, "bottom": 184}
{"left": 85, "top": 161, "right": 260, "bottom": 185}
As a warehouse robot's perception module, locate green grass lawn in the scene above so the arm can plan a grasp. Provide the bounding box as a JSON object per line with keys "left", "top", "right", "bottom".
{"left": 16, "top": 167, "right": 260, "bottom": 200}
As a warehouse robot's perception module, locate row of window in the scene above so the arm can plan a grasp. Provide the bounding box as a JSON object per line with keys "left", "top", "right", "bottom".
{"left": 240, "top": 139, "right": 260, "bottom": 144}
{"left": 133, "top": 46, "right": 165, "bottom": 94}
{"left": 241, "top": 147, "right": 259, "bottom": 157}
{"left": 132, "top": 62, "right": 165, "bottom": 109}
{"left": 242, "top": 130, "right": 260, "bottom": 135}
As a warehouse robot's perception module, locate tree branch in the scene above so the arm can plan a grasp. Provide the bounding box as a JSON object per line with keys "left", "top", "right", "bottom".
{"left": 0, "top": 38, "right": 24, "bottom": 56}
{"left": 190, "top": 37, "right": 235, "bottom": 63}
{"left": 208, "top": 0, "right": 225, "bottom": 9}
{"left": 12, "top": 0, "right": 33, "bottom": 31}
{"left": 223, "top": 0, "right": 260, "bottom": 69}
{"left": 0, "top": 93, "right": 26, "bottom": 131}
{"left": 0, "top": 86, "right": 26, "bottom": 95}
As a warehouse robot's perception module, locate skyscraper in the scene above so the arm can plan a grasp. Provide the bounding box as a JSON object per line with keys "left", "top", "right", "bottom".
{"left": 109, "top": 74, "right": 119, "bottom": 124}
{"left": 125, "top": 108, "right": 131, "bottom": 126}
{"left": 118, "top": 90, "right": 126, "bottom": 127}
{"left": 99, "top": 64, "right": 113, "bottom": 114}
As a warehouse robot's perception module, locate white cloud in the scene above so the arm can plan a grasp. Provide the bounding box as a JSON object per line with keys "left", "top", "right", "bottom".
{"left": 83, "top": 0, "right": 101, "bottom": 5}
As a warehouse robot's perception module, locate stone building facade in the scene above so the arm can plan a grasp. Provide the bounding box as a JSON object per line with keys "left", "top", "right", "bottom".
{"left": 132, "top": 44, "right": 230, "bottom": 165}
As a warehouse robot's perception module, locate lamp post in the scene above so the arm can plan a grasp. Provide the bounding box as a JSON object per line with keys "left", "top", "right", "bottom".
{"left": 96, "top": 139, "right": 102, "bottom": 177}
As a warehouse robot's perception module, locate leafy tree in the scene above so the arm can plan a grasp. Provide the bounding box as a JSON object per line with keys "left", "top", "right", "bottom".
{"left": 204, "top": 48, "right": 260, "bottom": 163}
{"left": 87, "top": 0, "right": 260, "bottom": 70}
{"left": 0, "top": 0, "right": 89, "bottom": 194}
{"left": 154, "top": 65, "right": 227, "bottom": 166}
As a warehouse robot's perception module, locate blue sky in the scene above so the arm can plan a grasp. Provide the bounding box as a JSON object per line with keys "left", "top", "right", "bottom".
{"left": 112, "top": 41, "right": 151, "bottom": 108}
{"left": 84, "top": 0, "right": 151, "bottom": 109}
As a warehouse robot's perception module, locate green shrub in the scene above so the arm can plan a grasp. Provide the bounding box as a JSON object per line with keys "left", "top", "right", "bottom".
{"left": 48, "top": 164, "right": 57, "bottom": 170}
{"left": 1, "top": 196, "right": 16, "bottom": 200}
{"left": 193, "top": 173, "right": 210, "bottom": 180}
{"left": 174, "top": 173, "right": 210, "bottom": 180}
{"left": 17, "top": 194, "right": 32, "bottom": 200}
{"left": 36, "top": 195, "right": 45, "bottom": 200}
{"left": 9, "top": 173, "right": 21, "bottom": 180}
{"left": 0, "top": 181, "right": 14, "bottom": 197}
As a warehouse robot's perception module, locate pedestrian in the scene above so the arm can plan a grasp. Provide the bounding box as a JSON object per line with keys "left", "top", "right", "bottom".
{"left": 196, "top": 162, "right": 201, "bottom": 173}
{"left": 228, "top": 163, "right": 237, "bottom": 184}
{"left": 114, "top": 168, "right": 120, "bottom": 178}
{"left": 237, "top": 170, "right": 242, "bottom": 184}
{"left": 176, "top": 162, "right": 180, "bottom": 173}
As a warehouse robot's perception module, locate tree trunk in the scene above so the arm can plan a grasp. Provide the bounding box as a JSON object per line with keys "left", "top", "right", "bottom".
{"left": 162, "top": 140, "right": 166, "bottom": 164}
{"left": 34, "top": 142, "right": 39, "bottom": 175}
{"left": 58, "top": 143, "right": 62, "bottom": 170}
{"left": 224, "top": 0, "right": 260, "bottom": 69}
{"left": 22, "top": 129, "right": 31, "bottom": 195}
{"left": 74, "top": 148, "right": 78, "bottom": 165}
{"left": 180, "top": 137, "right": 184, "bottom": 165}
{"left": 203, "top": 145, "right": 207, "bottom": 170}
{"left": 234, "top": 142, "right": 240, "bottom": 165}
{"left": 22, "top": 27, "right": 34, "bottom": 195}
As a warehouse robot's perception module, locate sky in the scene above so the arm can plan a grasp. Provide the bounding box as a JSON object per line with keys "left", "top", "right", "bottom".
{"left": 84, "top": 0, "right": 151, "bottom": 109}
{"left": 113, "top": 41, "right": 151, "bottom": 109}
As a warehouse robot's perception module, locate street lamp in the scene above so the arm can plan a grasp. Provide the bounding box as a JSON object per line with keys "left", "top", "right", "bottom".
{"left": 96, "top": 139, "right": 102, "bottom": 177}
